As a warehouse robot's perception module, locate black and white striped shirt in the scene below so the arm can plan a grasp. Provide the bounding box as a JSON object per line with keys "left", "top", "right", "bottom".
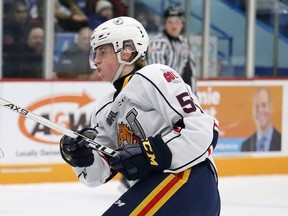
{"left": 147, "top": 31, "right": 197, "bottom": 93}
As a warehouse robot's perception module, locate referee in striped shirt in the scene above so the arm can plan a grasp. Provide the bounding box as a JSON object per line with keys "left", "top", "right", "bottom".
{"left": 147, "top": 6, "right": 197, "bottom": 94}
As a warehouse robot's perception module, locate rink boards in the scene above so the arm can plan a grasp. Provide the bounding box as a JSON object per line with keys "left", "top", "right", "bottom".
{"left": 0, "top": 79, "right": 287, "bottom": 183}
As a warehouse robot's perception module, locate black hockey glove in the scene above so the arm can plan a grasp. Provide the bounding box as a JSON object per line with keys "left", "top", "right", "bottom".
{"left": 60, "top": 128, "right": 97, "bottom": 167}
{"left": 109, "top": 134, "right": 172, "bottom": 181}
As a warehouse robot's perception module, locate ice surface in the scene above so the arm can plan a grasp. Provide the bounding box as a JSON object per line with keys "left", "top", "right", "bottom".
{"left": 0, "top": 175, "right": 288, "bottom": 216}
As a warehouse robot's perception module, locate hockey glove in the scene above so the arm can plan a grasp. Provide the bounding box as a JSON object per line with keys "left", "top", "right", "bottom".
{"left": 109, "top": 134, "right": 172, "bottom": 181}
{"left": 60, "top": 128, "right": 97, "bottom": 167}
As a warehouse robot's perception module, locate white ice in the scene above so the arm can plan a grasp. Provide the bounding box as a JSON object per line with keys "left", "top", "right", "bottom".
{"left": 1, "top": 175, "right": 288, "bottom": 216}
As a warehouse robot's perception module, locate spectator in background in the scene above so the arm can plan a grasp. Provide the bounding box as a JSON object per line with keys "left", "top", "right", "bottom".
{"left": 29, "top": 0, "right": 60, "bottom": 30}
{"left": 28, "top": 0, "right": 44, "bottom": 27}
{"left": 55, "top": 0, "right": 89, "bottom": 32}
{"left": 88, "top": 0, "right": 114, "bottom": 29}
{"left": 55, "top": 27, "right": 97, "bottom": 79}
{"left": 29, "top": 0, "right": 86, "bottom": 32}
{"left": 134, "top": 2, "right": 160, "bottom": 34}
{"left": 84, "top": 0, "right": 127, "bottom": 18}
{"left": 241, "top": 87, "right": 281, "bottom": 152}
{"left": 4, "top": 27, "right": 44, "bottom": 78}
{"left": 147, "top": 5, "right": 197, "bottom": 94}
{"left": 3, "top": 0, "right": 32, "bottom": 54}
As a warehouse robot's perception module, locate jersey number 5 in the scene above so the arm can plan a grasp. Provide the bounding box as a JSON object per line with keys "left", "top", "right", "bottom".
{"left": 176, "top": 92, "right": 199, "bottom": 113}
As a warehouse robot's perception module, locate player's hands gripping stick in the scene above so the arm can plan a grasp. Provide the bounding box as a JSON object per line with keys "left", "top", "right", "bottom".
{"left": 60, "top": 128, "right": 97, "bottom": 167}
{"left": 109, "top": 134, "right": 172, "bottom": 180}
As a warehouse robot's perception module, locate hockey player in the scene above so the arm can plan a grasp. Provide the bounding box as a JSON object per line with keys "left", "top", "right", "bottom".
{"left": 60, "top": 16, "right": 220, "bottom": 215}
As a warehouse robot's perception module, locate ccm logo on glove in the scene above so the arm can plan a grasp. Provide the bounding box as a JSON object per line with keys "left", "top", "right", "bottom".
{"left": 109, "top": 134, "right": 172, "bottom": 180}
{"left": 142, "top": 140, "right": 158, "bottom": 166}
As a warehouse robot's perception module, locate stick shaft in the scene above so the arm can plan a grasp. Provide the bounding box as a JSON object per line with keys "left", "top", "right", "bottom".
{"left": 0, "top": 98, "right": 117, "bottom": 157}
{"left": 0, "top": 148, "right": 4, "bottom": 158}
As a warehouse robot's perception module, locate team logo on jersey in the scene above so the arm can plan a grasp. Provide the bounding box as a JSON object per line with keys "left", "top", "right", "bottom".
{"left": 117, "top": 123, "right": 140, "bottom": 147}
{"left": 163, "top": 70, "right": 181, "bottom": 83}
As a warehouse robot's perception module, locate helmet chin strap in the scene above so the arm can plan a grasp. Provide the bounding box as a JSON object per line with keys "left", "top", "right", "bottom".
{"left": 111, "top": 63, "right": 125, "bottom": 83}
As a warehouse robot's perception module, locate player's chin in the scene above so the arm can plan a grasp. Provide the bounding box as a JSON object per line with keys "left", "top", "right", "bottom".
{"left": 100, "top": 74, "right": 112, "bottom": 82}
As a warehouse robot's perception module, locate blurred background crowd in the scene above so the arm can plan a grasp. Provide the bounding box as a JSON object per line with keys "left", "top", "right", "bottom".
{"left": 1, "top": 0, "right": 287, "bottom": 81}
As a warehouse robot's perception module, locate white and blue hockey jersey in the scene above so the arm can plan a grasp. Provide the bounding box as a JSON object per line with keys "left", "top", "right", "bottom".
{"left": 73, "top": 63, "right": 219, "bottom": 187}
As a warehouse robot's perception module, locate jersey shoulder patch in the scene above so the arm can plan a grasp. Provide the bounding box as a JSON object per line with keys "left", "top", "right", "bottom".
{"left": 136, "top": 64, "right": 182, "bottom": 85}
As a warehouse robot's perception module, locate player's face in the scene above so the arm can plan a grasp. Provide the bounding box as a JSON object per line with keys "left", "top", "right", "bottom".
{"left": 253, "top": 89, "right": 272, "bottom": 132}
{"left": 93, "top": 44, "right": 119, "bottom": 82}
{"left": 164, "top": 17, "right": 183, "bottom": 38}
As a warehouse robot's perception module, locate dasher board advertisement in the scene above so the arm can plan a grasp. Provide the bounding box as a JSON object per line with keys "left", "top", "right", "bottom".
{"left": 0, "top": 79, "right": 287, "bottom": 168}
{"left": 0, "top": 81, "right": 114, "bottom": 165}
{"left": 197, "top": 80, "right": 287, "bottom": 156}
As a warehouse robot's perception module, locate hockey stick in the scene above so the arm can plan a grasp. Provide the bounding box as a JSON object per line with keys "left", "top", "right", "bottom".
{"left": 0, "top": 148, "right": 4, "bottom": 159}
{"left": 0, "top": 97, "right": 117, "bottom": 157}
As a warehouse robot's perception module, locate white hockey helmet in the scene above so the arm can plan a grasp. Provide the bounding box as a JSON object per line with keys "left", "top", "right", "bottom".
{"left": 90, "top": 16, "right": 149, "bottom": 68}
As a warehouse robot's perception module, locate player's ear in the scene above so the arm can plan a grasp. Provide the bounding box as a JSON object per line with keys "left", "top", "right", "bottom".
{"left": 121, "top": 47, "right": 133, "bottom": 61}
{"left": 121, "top": 40, "right": 137, "bottom": 62}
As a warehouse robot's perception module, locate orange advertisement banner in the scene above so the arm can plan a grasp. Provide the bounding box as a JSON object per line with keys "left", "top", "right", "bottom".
{"left": 197, "top": 85, "right": 283, "bottom": 153}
